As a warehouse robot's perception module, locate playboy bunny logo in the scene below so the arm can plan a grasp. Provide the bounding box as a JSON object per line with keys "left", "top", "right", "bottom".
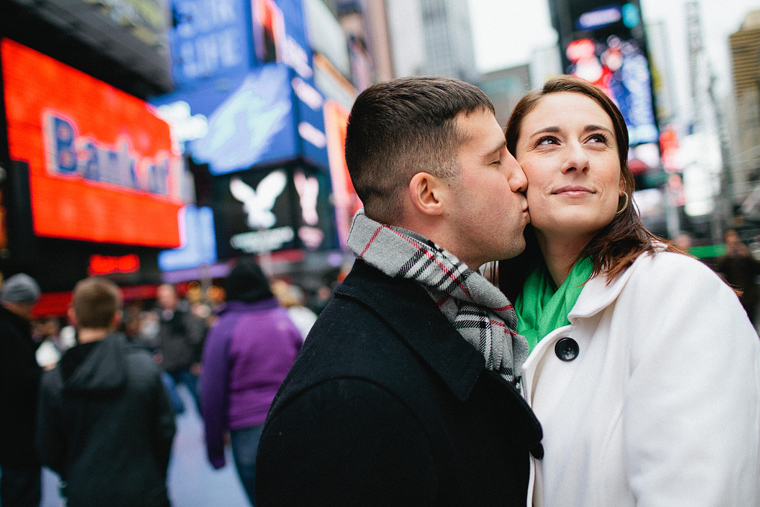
{"left": 294, "top": 170, "right": 320, "bottom": 226}
{"left": 230, "top": 170, "right": 287, "bottom": 229}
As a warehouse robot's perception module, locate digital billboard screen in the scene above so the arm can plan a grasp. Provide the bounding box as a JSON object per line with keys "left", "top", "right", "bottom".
{"left": 169, "top": 0, "right": 254, "bottom": 86}
{"left": 213, "top": 165, "right": 336, "bottom": 259}
{"left": 558, "top": 1, "right": 659, "bottom": 147}
{"left": 1, "top": 38, "right": 186, "bottom": 247}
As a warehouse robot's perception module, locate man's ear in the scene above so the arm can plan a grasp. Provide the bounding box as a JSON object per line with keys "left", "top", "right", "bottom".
{"left": 110, "top": 310, "right": 123, "bottom": 331}
{"left": 408, "top": 172, "right": 445, "bottom": 216}
{"left": 67, "top": 306, "right": 79, "bottom": 328}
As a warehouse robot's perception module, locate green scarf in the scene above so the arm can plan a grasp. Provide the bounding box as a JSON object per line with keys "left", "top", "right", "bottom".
{"left": 516, "top": 257, "right": 593, "bottom": 351}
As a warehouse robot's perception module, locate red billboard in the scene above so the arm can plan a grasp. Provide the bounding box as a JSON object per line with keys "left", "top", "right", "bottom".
{"left": 1, "top": 38, "right": 184, "bottom": 247}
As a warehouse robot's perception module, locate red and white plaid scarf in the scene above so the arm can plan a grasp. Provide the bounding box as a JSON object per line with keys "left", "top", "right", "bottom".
{"left": 347, "top": 211, "right": 528, "bottom": 386}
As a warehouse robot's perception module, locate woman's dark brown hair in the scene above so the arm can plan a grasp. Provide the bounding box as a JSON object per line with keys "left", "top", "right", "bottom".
{"left": 498, "top": 75, "right": 677, "bottom": 301}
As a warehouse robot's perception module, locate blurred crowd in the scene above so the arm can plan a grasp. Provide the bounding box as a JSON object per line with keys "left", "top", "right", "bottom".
{"left": 31, "top": 276, "right": 332, "bottom": 374}
{"left": 0, "top": 264, "right": 336, "bottom": 507}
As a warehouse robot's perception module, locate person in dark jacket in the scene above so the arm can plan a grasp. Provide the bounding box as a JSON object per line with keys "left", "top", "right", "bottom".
{"left": 0, "top": 273, "right": 42, "bottom": 507}
{"left": 255, "top": 76, "right": 543, "bottom": 506}
{"left": 716, "top": 229, "right": 760, "bottom": 325}
{"left": 154, "top": 283, "right": 207, "bottom": 413}
{"left": 36, "top": 277, "right": 176, "bottom": 507}
{"left": 201, "top": 258, "right": 302, "bottom": 506}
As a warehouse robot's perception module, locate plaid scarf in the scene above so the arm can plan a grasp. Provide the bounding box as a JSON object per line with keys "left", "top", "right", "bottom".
{"left": 347, "top": 210, "right": 528, "bottom": 387}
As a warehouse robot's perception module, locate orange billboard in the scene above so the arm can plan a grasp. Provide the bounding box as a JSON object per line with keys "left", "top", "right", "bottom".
{"left": 1, "top": 38, "right": 183, "bottom": 247}
{"left": 324, "top": 100, "right": 362, "bottom": 248}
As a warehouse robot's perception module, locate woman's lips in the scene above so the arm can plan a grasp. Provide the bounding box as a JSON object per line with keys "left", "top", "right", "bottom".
{"left": 553, "top": 186, "right": 594, "bottom": 196}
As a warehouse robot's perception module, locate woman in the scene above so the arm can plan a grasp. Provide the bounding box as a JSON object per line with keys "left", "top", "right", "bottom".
{"left": 499, "top": 75, "right": 760, "bottom": 506}
{"left": 200, "top": 258, "right": 303, "bottom": 506}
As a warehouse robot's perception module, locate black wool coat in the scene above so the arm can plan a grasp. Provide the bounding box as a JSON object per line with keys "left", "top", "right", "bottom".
{"left": 256, "top": 260, "right": 543, "bottom": 507}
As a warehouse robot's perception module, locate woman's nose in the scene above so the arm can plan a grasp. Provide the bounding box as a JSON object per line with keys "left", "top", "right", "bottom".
{"left": 560, "top": 142, "right": 589, "bottom": 174}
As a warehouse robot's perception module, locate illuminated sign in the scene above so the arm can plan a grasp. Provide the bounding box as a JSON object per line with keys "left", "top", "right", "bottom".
{"left": 1, "top": 38, "right": 185, "bottom": 247}
{"left": 88, "top": 254, "right": 140, "bottom": 276}
{"left": 152, "top": 63, "right": 329, "bottom": 175}
{"left": 169, "top": 0, "right": 252, "bottom": 86}
{"left": 252, "top": 0, "right": 313, "bottom": 78}
{"left": 566, "top": 35, "right": 658, "bottom": 146}
{"left": 576, "top": 6, "right": 621, "bottom": 30}
{"left": 253, "top": 0, "right": 286, "bottom": 64}
{"left": 159, "top": 205, "right": 218, "bottom": 271}
{"left": 155, "top": 0, "right": 327, "bottom": 173}
{"left": 191, "top": 66, "right": 294, "bottom": 174}
{"left": 324, "top": 100, "right": 362, "bottom": 248}
{"left": 44, "top": 113, "right": 175, "bottom": 196}
{"left": 213, "top": 165, "right": 335, "bottom": 258}
{"left": 561, "top": 1, "right": 658, "bottom": 147}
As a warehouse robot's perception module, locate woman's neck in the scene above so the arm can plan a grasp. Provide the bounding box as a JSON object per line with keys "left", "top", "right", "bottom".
{"left": 535, "top": 231, "right": 593, "bottom": 287}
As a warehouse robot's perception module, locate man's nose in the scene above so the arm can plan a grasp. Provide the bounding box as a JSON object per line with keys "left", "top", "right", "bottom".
{"left": 506, "top": 154, "right": 527, "bottom": 192}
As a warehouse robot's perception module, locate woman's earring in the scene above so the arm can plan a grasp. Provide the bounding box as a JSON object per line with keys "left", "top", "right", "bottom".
{"left": 615, "top": 192, "right": 629, "bottom": 216}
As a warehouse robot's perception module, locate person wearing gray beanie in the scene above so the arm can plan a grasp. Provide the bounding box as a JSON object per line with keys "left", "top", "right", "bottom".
{"left": 0, "top": 272, "right": 43, "bottom": 506}
{"left": 1, "top": 273, "right": 41, "bottom": 307}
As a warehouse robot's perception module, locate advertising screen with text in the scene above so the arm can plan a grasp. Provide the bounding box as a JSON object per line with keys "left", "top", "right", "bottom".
{"left": 2, "top": 38, "right": 184, "bottom": 247}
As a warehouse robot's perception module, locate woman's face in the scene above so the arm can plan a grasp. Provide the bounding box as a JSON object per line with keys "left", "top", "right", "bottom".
{"left": 515, "top": 91, "right": 624, "bottom": 242}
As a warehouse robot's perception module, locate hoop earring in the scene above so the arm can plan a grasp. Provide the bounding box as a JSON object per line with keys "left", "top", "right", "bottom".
{"left": 615, "top": 192, "right": 629, "bottom": 216}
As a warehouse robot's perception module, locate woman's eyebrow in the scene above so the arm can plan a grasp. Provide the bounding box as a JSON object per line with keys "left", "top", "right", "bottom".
{"left": 527, "top": 126, "right": 560, "bottom": 137}
{"left": 584, "top": 124, "right": 614, "bottom": 135}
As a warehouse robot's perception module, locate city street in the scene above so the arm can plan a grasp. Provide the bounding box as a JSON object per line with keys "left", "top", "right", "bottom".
{"left": 42, "top": 388, "right": 250, "bottom": 507}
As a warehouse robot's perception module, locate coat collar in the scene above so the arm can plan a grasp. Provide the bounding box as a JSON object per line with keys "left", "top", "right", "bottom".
{"left": 336, "top": 260, "right": 486, "bottom": 401}
{"left": 569, "top": 251, "right": 653, "bottom": 320}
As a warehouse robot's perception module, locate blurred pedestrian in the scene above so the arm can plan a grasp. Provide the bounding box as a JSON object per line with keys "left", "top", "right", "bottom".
{"left": 34, "top": 317, "right": 73, "bottom": 371}
{"left": 672, "top": 231, "right": 693, "bottom": 254}
{"left": 36, "top": 277, "right": 175, "bottom": 507}
{"left": 201, "top": 258, "right": 301, "bottom": 506}
{"left": 270, "top": 279, "right": 317, "bottom": 341}
{"left": 154, "top": 283, "right": 207, "bottom": 413}
{"left": 716, "top": 229, "right": 760, "bottom": 325}
{"left": 0, "top": 273, "right": 42, "bottom": 507}
{"left": 308, "top": 284, "right": 333, "bottom": 315}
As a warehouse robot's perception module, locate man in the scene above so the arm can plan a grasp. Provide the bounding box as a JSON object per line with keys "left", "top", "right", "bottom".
{"left": 256, "top": 76, "right": 542, "bottom": 506}
{"left": 154, "top": 283, "right": 206, "bottom": 412}
{"left": 716, "top": 229, "right": 760, "bottom": 325}
{"left": 0, "top": 273, "right": 42, "bottom": 507}
{"left": 36, "top": 277, "right": 176, "bottom": 507}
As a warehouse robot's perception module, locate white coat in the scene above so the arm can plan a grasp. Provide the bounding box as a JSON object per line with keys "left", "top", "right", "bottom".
{"left": 522, "top": 251, "right": 760, "bottom": 507}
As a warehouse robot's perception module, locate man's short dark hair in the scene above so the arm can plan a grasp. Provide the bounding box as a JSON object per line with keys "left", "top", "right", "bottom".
{"left": 72, "top": 277, "right": 122, "bottom": 329}
{"left": 344, "top": 76, "right": 495, "bottom": 223}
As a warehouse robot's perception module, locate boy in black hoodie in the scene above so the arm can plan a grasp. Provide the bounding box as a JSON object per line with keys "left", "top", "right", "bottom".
{"left": 36, "top": 277, "right": 176, "bottom": 507}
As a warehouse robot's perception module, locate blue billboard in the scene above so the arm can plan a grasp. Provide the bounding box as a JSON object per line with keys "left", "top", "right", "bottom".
{"left": 169, "top": 0, "right": 254, "bottom": 86}
{"left": 152, "top": 62, "right": 331, "bottom": 175}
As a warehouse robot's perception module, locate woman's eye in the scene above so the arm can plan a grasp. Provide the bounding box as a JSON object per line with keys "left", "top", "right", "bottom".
{"left": 587, "top": 133, "right": 608, "bottom": 144}
{"left": 536, "top": 136, "right": 558, "bottom": 146}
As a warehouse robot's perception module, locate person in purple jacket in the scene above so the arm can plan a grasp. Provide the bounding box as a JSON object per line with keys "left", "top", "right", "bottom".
{"left": 200, "top": 257, "right": 302, "bottom": 506}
